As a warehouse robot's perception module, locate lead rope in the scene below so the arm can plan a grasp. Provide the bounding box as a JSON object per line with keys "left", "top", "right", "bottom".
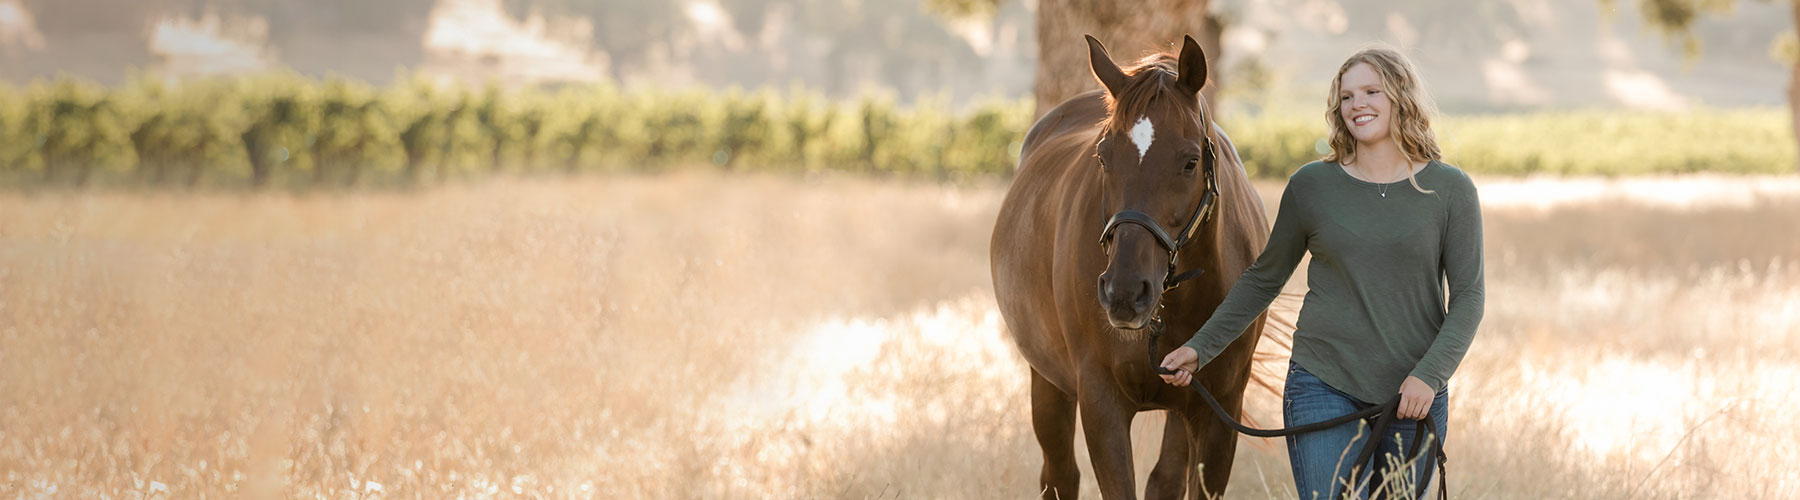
{"left": 1146, "top": 323, "right": 1448, "bottom": 500}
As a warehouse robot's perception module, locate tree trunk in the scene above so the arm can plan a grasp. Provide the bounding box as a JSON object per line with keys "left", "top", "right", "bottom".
{"left": 403, "top": 150, "right": 424, "bottom": 184}
{"left": 1034, "top": 0, "right": 1222, "bottom": 118}
{"left": 314, "top": 151, "right": 332, "bottom": 187}
{"left": 72, "top": 160, "right": 92, "bottom": 188}
{"left": 491, "top": 142, "right": 505, "bottom": 173}
{"left": 567, "top": 144, "right": 586, "bottom": 174}
{"left": 186, "top": 158, "right": 203, "bottom": 189}
{"left": 1199, "top": 12, "right": 1224, "bottom": 110}
{"left": 250, "top": 162, "right": 270, "bottom": 188}
{"left": 243, "top": 129, "right": 271, "bottom": 189}
{"left": 345, "top": 141, "right": 366, "bottom": 188}
{"left": 42, "top": 154, "right": 59, "bottom": 185}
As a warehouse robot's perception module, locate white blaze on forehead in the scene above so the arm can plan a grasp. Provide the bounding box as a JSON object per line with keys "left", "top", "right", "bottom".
{"left": 1128, "top": 117, "right": 1155, "bottom": 161}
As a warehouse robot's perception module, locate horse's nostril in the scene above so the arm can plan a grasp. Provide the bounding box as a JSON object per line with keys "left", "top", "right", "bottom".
{"left": 1098, "top": 274, "right": 1158, "bottom": 320}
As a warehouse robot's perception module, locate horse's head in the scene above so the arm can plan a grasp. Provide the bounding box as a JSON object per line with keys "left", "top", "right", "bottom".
{"left": 1087, "top": 34, "right": 1220, "bottom": 331}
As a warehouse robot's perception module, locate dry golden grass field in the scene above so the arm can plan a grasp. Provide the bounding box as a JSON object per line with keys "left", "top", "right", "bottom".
{"left": 3, "top": 171, "right": 1799, "bottom": 499}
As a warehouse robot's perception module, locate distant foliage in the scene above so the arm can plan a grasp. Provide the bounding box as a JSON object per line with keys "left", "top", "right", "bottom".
{"left": 1223, "top": 109, "right": 1799, "bottom": 178}
{"left": 0, "top": 73, "right": 1791, "bottom": 189}
{"left": 1438, "top": 109, "right": 1797, "bottom": 176}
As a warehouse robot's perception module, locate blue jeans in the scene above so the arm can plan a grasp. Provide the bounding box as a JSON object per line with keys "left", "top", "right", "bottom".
{"left": 1284, "top": 362, "right": 1448, "bottom": 500}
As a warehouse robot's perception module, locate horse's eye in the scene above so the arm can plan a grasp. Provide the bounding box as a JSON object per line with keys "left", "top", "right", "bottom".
{"left": 1184, "top": 158, "right": 1199, "bottom": 172}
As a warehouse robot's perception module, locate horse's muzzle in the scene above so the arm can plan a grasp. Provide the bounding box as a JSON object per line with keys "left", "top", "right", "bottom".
{"left": 1098, "top": 273, "right": 1157, "bottom": 329}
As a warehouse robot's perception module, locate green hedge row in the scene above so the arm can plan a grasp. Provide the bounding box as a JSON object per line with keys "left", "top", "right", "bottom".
{"left": 0, "top": 73, "right": 1790, "bottom": 189}
{"left": 1232, "top": 108, "right": 1798, "bottom": 178}
{"left": 0, "top": 75, "right": 1033, "bottom": 188}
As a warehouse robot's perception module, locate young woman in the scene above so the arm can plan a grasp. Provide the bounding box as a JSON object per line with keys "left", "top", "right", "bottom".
{"left": 1157, "top": 45, "right": 1485, "bottom": 499}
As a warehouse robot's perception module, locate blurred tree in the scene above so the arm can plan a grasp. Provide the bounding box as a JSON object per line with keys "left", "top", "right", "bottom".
{"left": 931, "top": 0, "right": 1226, "bottom": 117}
{"left": 25, "top": 80, "right": 129, "bottom": 187}
{"left": 716, "top": 90, "right": 775, "bottom": 169}
{"left": 1611, "top": 0, "right": 1800, "bottom": 173}
{"left": 119, "top": 77, "right": 249, "bottom": 188}
{"left": 125, "top": 79, "right": 178, "bottom": 185}
{"left": 172, "top": 87, "right": 247, "bottom": 188}
{"left": 514, "top": 100, "right": 547, "bottom": 172}
{"left": 391, "top": 77, "right": 447, "bottom": 184}
{"left": 474, "top": 85, "right": 512, "bottom": 173}
{"left": 0, "top": 88, "right": 21, "bottom": 176}
{"left": 240, "top": 91, "right": 312, "bottom": 189}
{"left": 557, "top": 113, "right": 602, "bottom": 173}
{"left": 437, "top": 90, "right": 480, "bottom": 181}
{"left": 312, "top": 79, "right": 382, "bottom": 187}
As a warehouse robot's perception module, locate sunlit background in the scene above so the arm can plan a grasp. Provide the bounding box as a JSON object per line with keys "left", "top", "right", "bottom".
{"left": 1, "top": 0, "right": 1797, "bottom": 499}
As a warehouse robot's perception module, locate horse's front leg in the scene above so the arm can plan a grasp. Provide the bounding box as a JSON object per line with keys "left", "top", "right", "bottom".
{"left": 1079, "top": 378, "right": 1139, "bottom": 499}
{"left": 1144, "top": 412, "right": 1194, "bottom": 500}
{"left": 1033, "top": 368, "right": 1081, "bottom": 499}
{"left": 1189, "top": 371, "right": 1246, "bottom": 498}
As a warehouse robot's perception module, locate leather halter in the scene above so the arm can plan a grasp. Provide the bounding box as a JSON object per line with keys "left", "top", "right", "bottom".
{"left": 1097, "top": 136, "right": 1221, "bottom": 292}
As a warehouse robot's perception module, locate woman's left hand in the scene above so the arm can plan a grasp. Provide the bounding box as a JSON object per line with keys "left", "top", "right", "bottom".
{"left": 1397, "top": 376, "right": 1433, "bottom": 420}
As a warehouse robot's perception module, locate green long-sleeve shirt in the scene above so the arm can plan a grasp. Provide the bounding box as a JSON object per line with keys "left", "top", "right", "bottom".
{"left": 1183, "top": 159, "right": 1485, "bottom": 404}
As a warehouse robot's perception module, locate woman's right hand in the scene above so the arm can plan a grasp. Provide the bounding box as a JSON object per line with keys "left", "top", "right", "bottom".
{"left": 1159, "top": 346, "right": 1200, "bottom": 387}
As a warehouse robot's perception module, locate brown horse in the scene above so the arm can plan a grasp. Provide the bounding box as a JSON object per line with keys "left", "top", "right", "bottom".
{"left": 990, "top": 35, "right": 1271, "bottom": 499}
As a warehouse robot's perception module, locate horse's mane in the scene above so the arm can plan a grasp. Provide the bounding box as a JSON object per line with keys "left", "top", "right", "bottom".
{"left": 1101, "top": 52, "right": 1204, "bottom": 134}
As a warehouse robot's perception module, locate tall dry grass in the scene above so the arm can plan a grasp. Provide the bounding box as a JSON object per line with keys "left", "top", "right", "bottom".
{"left": 1, "top": 171, "right": 1796, "bottom": 498}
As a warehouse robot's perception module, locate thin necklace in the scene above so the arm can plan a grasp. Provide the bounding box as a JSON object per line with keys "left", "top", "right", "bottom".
{"left": 1352, "top": 161, "right": 1410, "bottom": 198}
{"left": 1380, "top": 168, "right": 1405, "bottom": 197}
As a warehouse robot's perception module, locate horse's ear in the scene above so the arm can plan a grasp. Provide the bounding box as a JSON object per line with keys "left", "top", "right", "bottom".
{"left": 1176, "top": 35, "right": 1208, "bottom": 98}
{"left": 1086, "top": 35, "right": 1127, "bottom": 96}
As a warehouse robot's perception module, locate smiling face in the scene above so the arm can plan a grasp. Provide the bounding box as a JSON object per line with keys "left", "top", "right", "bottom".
{"left": 1337, "top": 62, "right": 1392, "bottom": 146}
{"left": 1321, "top": 46, "right": 1442, "bottom": 166}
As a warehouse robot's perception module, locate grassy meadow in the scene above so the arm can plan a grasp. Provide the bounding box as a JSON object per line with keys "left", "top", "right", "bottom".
{"left": 2, "top": 171, "right": 1798, "bottom": 498}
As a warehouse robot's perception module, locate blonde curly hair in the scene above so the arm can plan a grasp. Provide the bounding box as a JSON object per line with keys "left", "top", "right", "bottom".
{"left": 1323, "top": 45, "right": 1440, "bottom": 194}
